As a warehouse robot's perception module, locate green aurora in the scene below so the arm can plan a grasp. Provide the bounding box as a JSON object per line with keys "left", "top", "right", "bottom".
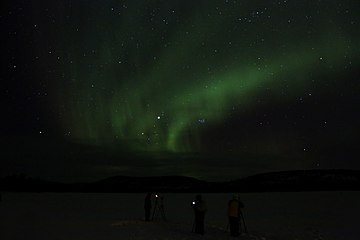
{"left": 48, "top": 1, "right": 359, "bottom": 153}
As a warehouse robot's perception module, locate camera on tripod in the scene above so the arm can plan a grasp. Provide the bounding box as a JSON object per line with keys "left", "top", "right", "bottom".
{"left": 152, "top": 193, "right": 166, "bottom": 221}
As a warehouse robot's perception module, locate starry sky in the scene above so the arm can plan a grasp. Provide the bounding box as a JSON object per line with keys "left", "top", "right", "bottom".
{"left": 1, "top": 0, "right": 360, "bottom": 182}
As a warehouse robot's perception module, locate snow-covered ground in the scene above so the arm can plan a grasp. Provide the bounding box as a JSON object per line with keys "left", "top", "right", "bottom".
{"left": 0, "top": 192, "right": 359, "bottom": 239}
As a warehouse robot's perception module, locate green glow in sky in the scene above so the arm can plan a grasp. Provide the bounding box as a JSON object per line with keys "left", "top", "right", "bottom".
{"left": 53, "top": 1, "right": 358, "bottom": 153}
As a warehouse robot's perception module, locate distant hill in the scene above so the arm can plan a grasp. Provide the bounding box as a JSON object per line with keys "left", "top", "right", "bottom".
{"left": 89, "top": 175, "right": 210, "bottom": 192}
{"left": 0, "top": 174, "right": 66, "bottom": 192}
{"left": 228, "top": 169, "right": 360, "bottom": 192}
{"left": 1, "top": 169, "right": 360, "bottom": 192}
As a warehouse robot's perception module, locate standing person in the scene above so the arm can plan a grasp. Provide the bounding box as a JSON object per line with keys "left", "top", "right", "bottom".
{"left": 228, "top": 194, "right": 244, "bottom": 237}
{"left": 144, "top": 193, "right": 152, "bottom": 221}
{"left": 191, "top": 194, "right": 207, "bottom": 235}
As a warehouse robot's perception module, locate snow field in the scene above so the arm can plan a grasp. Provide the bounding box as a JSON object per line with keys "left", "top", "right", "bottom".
{"left": 0, "top": 192, "right": 359, "bottom": 239}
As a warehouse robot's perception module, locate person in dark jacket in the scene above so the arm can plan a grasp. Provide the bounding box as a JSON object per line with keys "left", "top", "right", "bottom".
{"left": 191, "top": 194, "right": 207, "bottom": 235}
{"left": 144, "top": 193, "right": 152, "bottom": 221}
{"left": 228, "top": 194, "right": 244, "bottom": 237}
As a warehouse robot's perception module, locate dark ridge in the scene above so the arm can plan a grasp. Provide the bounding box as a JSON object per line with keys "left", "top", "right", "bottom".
{"left": 89, "top": 175, "right": 209, "bottom": 193}
{"left": 228, "top": 169, "right": 360, "bottom": 192}
{"left": 1, "top": 169, "right": 359, "bottom": 193}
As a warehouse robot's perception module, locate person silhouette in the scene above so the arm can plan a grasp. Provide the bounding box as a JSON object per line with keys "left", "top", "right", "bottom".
{"left": 228, "top": 194, "right": 244, "bottom": 237}
{"left": 191, "top": 194, "right": 207, "bottom": 235}
{"left": 144, "top": 193, "right": 152, "bottom": 221}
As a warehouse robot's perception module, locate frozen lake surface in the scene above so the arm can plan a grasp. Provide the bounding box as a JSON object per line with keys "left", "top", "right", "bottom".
{"left": 0, "top": 192, "right": 359, "bottom": 239}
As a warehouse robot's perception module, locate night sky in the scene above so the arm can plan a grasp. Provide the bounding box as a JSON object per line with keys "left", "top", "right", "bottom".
{"left": 1, "top": 0, "right": 360, "bottom": 182}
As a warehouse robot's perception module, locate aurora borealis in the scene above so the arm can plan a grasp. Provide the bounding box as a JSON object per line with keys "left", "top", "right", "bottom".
{"left": 2, "top": 0, "right": 360, "bottom": 181}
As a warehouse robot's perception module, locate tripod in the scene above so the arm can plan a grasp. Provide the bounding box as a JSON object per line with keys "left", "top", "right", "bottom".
{"left": 226, "top": 211, "right": 248, "bottom": 234}
{"left": 240, "top": 211, "right": 248, "bottom": 233}
{"left": 152, "top": 196, "right": 166, "bottom": 221}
